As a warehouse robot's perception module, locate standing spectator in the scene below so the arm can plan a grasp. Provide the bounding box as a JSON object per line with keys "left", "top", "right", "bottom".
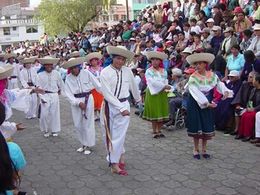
{"left": 154, "top": 2, "right": 163, "bottom": 25}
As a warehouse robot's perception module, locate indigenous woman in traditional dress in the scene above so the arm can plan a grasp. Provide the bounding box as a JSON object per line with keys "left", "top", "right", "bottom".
{"left": 86, "top": 52, "right": 103, "bottom": 121}
{"left": 186, "top": 53, "right": 233, "bottom": 159}
{"left": 143, "top": 51, "right": 171, "bottom": 138}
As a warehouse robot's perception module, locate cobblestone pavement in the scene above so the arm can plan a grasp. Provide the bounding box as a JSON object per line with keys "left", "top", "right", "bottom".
{"left": 11, "top": 98, "right": 260, "bottom": 195}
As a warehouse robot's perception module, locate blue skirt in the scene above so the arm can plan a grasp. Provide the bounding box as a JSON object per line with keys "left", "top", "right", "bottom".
{"left": 186, "top": 92, "right": 215, "bottom": 139}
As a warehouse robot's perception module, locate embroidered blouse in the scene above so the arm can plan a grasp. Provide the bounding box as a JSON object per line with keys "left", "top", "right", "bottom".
{"left": 188, "top": 71, "right": 233, "bottom": 109}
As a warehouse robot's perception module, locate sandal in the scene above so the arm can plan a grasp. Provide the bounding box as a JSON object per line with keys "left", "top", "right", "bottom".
{"left": 202, "top": 151, "right": 211, "bottom": 159}
{"left": 153, "top": 134, "right": 160, "bottom": 139}
{"left": 193, "top": 150, "right": 200, "bottom": 160}
{"left": 119, "top": 162, "right": 126, "bottom": 170}
{"left": 111, "top": 167, "right": 128, "bottom": 176}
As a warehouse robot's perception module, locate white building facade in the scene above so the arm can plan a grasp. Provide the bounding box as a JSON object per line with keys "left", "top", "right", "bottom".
{"left": 0, "top": 4, "right": 44, "bottom": 51}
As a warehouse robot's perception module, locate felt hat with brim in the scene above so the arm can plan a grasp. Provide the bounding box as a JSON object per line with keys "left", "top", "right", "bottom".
{"left": 186, "top": 53, "right": 215, "bottom": 65}
{"left": 21, "top": 56, "right": 38, "bottom": 64}
{"left": 171, "top": 68, "right": 182, "bottom": 76}
{"left": 4, "top": 53, "right": 17, "bottom": 60}
{"left": 228, "top": 70, "right": 240, "bottom": 77}
{"left": 212, "top": 26, "right": 221, "bottom": 31}
{"left": 62, "top": 57, "right": 86, "bottom": 69}
{"left": 17, "top": 55, "right": 25, "bottom": 61}
{"left": 181, "top": 47, "right": 192, "bottom": 54}
{"left": 206, "top": 18, "right": 214, "bottom": 23}
{"left": 0, "top": 65, "right": 14, "bottom": 80}
{"left": 223, "top": 27, "right": 234, "bottom": 33}
{"left": 85, "top": 52, "right": 102, "bottom": 64}
{"left": 253, "top": 23, "right": 260, "bottom": 31}
{"left": 38, "top": 56, "right": 60, "bottom": 65}
{"left": 107, "top": 46, "right": 135, "bottom": 61}
{"left": 145, "top": 51, "right": 168, "bottom": 60}
{"left": 69, "top": 51, "right": 80, "bottom": 58}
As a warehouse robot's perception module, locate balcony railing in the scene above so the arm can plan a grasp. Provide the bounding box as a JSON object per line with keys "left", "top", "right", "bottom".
{"left": 0, "top": 19, "right": 39, "bottom": 26}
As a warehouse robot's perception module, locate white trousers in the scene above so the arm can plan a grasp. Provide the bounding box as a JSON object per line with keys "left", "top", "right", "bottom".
{"left": 71, "top": 95, "right": 95, "bottom": 147}
{"left": 8, "top": 78, "right": 19, "bottom": 89}
{"left": 26, "top": 93, "right": 37, "bottom": 118}
{"left": 40, "top": 93, "right": 61, "bottom": 133}
{"left": 255, "top": 111, "right": 260, "bottom": 138}
{"left": 101, "top": 101, "right": 130, "bottom": 163}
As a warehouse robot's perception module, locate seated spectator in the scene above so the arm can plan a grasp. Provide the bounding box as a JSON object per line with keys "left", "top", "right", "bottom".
{"left": 247, "top": 23, "right": 260, "bottom": 59}
{"left": 224, "top": 45, "right": 245, "bottom": 80}
{"left": 175, "top": 32, "right": 187, "bottom": 52}
{"left": 231, "top": 71, "right": 255, "bottom": 135}
{"left": 0, "top": 102, "right": 27, "bottom": 195}
{"left": 215, "top": 70, "right": 242, "bottom": 133}
{"left": 210, "top": 26, "right": 224, "bottom": 56}
{"left": 164, "top": 68, "right": 183, "bottom": 127}
{"left": 201, "top": 28, "right": 213, "bottom": 49}
{"left": 189, "top": 34, "right": 203, "bottom": 52}
{"left": 241, "top": 50, "right": 260, "bottom": 81}
{"left": 240, "top": 29, "right": 253, "bottom": 52}
{"left": 235, "top": 73, "right": 260, "bottom": 142}
{"left": 219, "top": 27, "right": 237, "bottom": 57}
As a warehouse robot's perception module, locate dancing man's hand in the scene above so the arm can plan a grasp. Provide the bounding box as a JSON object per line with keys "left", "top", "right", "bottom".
{"left": 121, "top": 110, "right": 130, "bottom": 116}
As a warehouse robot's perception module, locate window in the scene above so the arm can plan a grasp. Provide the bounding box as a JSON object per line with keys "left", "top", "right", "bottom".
{"left": 113, "top": 14, "right": 119, "bottom": 21}
{"left": 3, "top": 27, "right": 10, "bottom": 35}
{"left": 121, "top": 15, "right": 127, "bottom": 21}
{"left": 102, "top": 16, "right": 109, "bottom": 22}
{"left": 26, "top": 26, "right": 38, "bottom": 33}
{"left": 13, "top": 27, "right": 17, "bottom": 31}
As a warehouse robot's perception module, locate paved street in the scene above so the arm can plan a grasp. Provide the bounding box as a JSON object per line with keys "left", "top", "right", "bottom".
{"left": 12, "top": 97, "right": 260, "bottom": 195}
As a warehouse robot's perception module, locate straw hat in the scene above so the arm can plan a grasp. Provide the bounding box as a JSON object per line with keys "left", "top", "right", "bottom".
{"left": 145, "top": 51, "right": 168, "bottom": 61}
{"left": 21, "top": 56, "right": 38, "bottom": 64}
{"left": 69, "top": 51, "right": 80, "bottom": 58}
{"left": 186, "top": 53, "right": 215, "bottom": 65}
{"left": 223, "top": 27, "right": 234, "bottom": 33}
{"left": 62, "top": 57, "right": 85, "bottom": 69}
{"left": 38, "top": 56, "right": 60, "bottom": 65}
{"left": 4, "top": 53, "right": 17, "bottom": 60}
{"left": 17, "top": 55, "right": 25, "bottom": 61}
{"left": 0, "top": 65, "right": 14, "bottom": 80}
{"left": 253, "top": 23, "right": 260, "bottom": 31}
{"left": 85, "top": 52, "right": 102, "bottom": 64}
{"left": 107, "top": 46, "right": 135, "bottom": 61}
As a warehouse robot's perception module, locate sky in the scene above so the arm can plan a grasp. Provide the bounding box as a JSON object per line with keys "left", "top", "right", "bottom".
{"left": 30, "top": 0, "right": 41, "bottom": 7}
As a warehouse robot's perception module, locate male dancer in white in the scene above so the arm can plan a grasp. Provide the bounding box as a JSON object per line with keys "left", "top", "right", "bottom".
{"left": 63, "top": 57, "right": 101, "bottom": 155}
{"left": 100, "top": 46, "right": 141, "bottom": 175}
{"left": 20, "top": 57, "right": 38, "bottom": 119}
{"left": 37, "top": 56, "right": 64, "bottom": 137}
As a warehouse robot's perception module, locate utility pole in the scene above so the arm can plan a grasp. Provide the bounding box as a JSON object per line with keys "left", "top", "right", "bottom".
{"left": 126, "top": 0, "right": 129, "bottom": 20}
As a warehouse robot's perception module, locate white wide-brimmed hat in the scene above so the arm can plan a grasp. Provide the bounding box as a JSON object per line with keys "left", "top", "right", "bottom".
{"left": 4, "top": 53, "right": 17, "bottom": 60}
{"left": 171, "top": 68, "right": 182, "bottom": 76}
{"left": 69, "top": 51, "right": 80, "bottom": 58}
{"left": 253, "top": 23, "right": 260, "bottom": 31}
{"left": 38, "top": 56, "right": 60, "bottom": 65}
{"left": 62, "top": 57, "right": 86, "bottom": 69}
{"left": 85, "top": 52, "right": 102, "bottom": 64}
{"left": 0, "top": 65, "right": 14, "bottom": 80}
{"left": 145, "top": 51, "right": 168, "bottom": 60}
{"left": 107, "top": 46, "right": 135, "bottom": 61}
{"left": 186, "top": 53, "right": 215, "bottom": 65}
{"left": 228, "top": 70, "right": 240, "bottom": 77}
{"left": 181, "top": 47, "right": 192, "bottom": 54}
{"left": 206, "top": 18, "right": 214, "bottom": 23}
{"left": 21, "top": 56, "right": 38, "bottom": 64}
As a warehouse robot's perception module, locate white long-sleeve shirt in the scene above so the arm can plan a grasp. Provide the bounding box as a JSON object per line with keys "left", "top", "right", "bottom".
{"left": 100, "top": 65, "right": 141, "bottom": 112}
{"left": 20, "top": 67, "right": 38, "bottom": 88}
{"left": 247, "top": 36, "right": 260, "bottom": 58}
{"left": 65, "top": 69, "right": 101, "bottom": 106}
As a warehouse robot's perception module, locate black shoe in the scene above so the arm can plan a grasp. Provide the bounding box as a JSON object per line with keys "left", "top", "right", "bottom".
{"left": 241, "top": 137, "right": 252, "bottom": 142}
{"left": 153, "top": 134, "right": 160, "bottom": 139}
{"left": 18, "top": 192, "right": 27, "bottom": 195}
{"left": 235, "top": 135, "right": 243, "bottom": 139}
{"left": 193, "top": 154, "right": 200, "bottom": 160}
{"left": 159, "top": 133, "right": 166, "bottom": 138}
{"left": 224, "top": 130, "right": 231, "bottom": 135}
{"left": 230, "top": 131, "right": 237, "bottom": 136}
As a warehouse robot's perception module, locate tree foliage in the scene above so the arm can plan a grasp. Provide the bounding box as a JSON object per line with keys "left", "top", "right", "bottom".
{"left": 37, "top": 0, "right": 107, "bottom": 35}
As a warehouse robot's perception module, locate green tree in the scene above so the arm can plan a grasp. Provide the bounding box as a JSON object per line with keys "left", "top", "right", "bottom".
{"left": 37, "top": 0, "right": 107, "bottom": 35}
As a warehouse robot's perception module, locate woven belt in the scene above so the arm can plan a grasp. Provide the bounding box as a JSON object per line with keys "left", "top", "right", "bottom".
{"left": 74, "top": 92, "right": 91, "bottom": 98}
{"left": 10, "top": 76, "right": 17, "bottom": 79}
{"left": 119, "top": 98, "right": 128, "bottom": 102}
{"left": 45, "top": 91, "right": 56, "bottom": 93}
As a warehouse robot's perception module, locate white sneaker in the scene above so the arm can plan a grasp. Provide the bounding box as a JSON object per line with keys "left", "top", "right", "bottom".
{"left": 84, "top": 149, "right": 92, "bottom": 155}
{"left": 43, "top": 132, "right": 50, "bottom": 138}
{"left": 52, "top": 133, "right": 58, "bottom": 137}
{"left": 77, "top": 147, "right": 85, "bottom": 153}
